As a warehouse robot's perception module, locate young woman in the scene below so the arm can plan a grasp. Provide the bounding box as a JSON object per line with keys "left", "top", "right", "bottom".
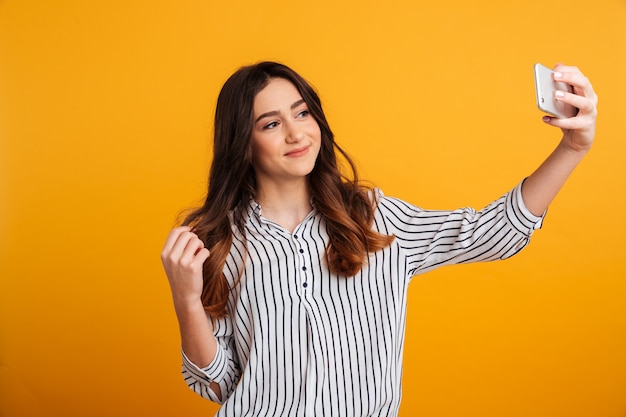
{"left": 161, "top": 61, "right": 597, "bottom": 416}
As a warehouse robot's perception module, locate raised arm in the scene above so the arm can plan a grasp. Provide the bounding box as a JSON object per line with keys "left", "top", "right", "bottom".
{"left": 161, "top": 226, "right": 222, "bottom": 400}
{"left": 521, "top": 64, "right": 598, "bottom": 216}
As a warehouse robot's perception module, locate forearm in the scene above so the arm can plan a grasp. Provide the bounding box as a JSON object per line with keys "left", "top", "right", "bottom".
{"left": 521, "top": 64, "right": 597, "bottom": 216}
{"left": 521, "top": 138, "right": 589, "bottom": 216}
{"left": 162, "top": 227, "right": 227, "bottom": 401}
{"left": 161, "top": 226, "right": 219, "bottom": 368}
{"left": 176, "top": 300, "right": 223, "bottom": 399}
{"left": 175, "top": 300, "right": 218, "bottom": 368}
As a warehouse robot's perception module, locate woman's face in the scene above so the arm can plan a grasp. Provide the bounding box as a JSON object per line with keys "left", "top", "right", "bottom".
{"left": 250, "top": 78, "right": 321, "bottom": 189}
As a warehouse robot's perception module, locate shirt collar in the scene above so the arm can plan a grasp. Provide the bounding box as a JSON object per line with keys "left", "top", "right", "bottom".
{"left": 244, "top": 198, "right": 318, "bottom": 230}
{"left": 247, "top": 199, "right": 263, "bottom": 220}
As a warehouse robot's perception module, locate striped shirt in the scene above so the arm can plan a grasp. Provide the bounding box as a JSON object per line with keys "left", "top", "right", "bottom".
{"left": 181, "top": 181, "right": 544, "bottom": 416}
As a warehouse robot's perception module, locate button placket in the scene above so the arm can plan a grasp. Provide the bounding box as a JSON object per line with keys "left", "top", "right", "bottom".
{"left": 292, "top": 234, "right": 309, "bottom": 290}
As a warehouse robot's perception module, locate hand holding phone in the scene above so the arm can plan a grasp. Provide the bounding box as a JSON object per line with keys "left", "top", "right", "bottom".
{"left": 534, "top": 63, "right": 577, "bottom": 119}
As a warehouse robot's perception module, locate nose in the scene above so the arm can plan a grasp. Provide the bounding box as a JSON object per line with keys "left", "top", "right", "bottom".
{"left": 285, "top": 120, "right": 304, "bottom": 143}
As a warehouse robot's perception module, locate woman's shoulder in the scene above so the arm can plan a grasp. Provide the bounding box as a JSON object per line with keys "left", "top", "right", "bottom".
{"left": 366, "top": 187, "right": 408, "bottom": 205}
{"left": 369, "top": 188, "right": 428, "bottom": 220}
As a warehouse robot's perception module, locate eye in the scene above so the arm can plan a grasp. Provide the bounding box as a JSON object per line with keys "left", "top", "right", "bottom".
{"left": 263, "top": 121, "right": 279, "bottom": 130}
{"left": 296, "top": 110, "right": 310, "bottom": 118}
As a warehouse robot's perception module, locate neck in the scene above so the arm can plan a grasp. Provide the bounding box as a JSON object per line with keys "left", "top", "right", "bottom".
{"left": 255, "top": 179, "right": 312, "bottom": 232}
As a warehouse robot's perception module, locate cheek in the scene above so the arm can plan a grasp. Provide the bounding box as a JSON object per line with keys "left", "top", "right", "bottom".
{"left": 308, "top": 122, "right": 322, "bottom": 142}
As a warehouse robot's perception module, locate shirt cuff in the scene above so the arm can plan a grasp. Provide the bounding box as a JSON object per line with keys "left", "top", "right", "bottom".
{"left": 505, "top": 180, "right": 545, "bottom": 235}
{"left": 181, "top": 346, "right": 227, "bottom": 384}
{"left": 182, "top": 348, "right": 228, "bottom": 403}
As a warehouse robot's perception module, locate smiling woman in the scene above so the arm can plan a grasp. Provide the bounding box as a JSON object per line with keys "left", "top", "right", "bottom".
{"left": 1, "top": 1, "right": 625, "bottom": 416}
{"left": 250, "top": 78, "right": 322, "bottom": 202}
{"left": 159, "top": 60, "right": 598, "bottom": 417}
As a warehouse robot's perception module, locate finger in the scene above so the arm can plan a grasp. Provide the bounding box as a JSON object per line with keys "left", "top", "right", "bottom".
{"left": 163, "top": 230, "right": 200, "bottom": 265}
{"left": 161, "top": 226, "right": 191, "bottom": 255}
{"left": 192, "top": 247, "right": 211, "bottom": 267}
{"left": 542, "top": 113, "right": 594, "bottom": 131}
{"left": 180, "top": 235, "right": 208, "bottom": 265}
{"left": 553, "top": 67, "right": 596, "bottom": 100}
{"left": 555, "top": 90, "right": 596, "bottom": 116}
{"left": 553, "top": 63, "right": 577, "bottom": 72}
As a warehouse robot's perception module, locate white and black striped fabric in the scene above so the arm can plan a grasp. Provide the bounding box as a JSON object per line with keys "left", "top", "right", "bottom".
{"left": 181, "top": 181, "right": 544, "bottom": 416}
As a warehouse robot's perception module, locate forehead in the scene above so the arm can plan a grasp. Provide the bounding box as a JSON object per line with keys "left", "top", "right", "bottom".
{"left": 253, "top": 78, "right": 303, "bottom": 113}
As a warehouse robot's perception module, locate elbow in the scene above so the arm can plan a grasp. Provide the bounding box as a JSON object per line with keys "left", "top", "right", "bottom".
{"left": 500, "top": 237, "right": 531, "bottom": 260}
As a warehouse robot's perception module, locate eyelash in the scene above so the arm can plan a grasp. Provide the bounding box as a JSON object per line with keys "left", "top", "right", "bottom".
{"left": 262, "top": 110, "right": 310, "bottom": 130}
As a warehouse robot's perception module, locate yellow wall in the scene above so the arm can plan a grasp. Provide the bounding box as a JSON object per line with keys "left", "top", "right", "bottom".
{"left": 1, "top": 1, "right": 625, "bottom": 416}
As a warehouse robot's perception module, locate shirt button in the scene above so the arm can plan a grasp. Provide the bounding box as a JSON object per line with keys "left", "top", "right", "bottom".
{"left": 302, "top": 266, "right": 307, "bottom": 271}
{"left": 299, "top": 249, "right": 304, "bottom": 254}
{"left": 303, "top": 282, "right": 308, "bottom": 288}
{"left": 294, "top": 235, "right": 298, "bottom": 239}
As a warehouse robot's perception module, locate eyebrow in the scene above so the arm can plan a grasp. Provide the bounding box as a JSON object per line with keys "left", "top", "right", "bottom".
{"left": 254, "top": 99, "right": 307, "bottom": 124}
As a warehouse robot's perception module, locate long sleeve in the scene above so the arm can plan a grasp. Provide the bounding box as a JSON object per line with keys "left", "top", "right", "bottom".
{"left": 181, "top": 315, "right": 241, "bottom": 404}
{"left": 374, "top": 179, "right": 544, "bottom": 279}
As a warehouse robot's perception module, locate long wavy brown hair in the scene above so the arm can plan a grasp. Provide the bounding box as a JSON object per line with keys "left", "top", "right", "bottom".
{"left": 182, "top": 61, "right": 394, "bottom": 318}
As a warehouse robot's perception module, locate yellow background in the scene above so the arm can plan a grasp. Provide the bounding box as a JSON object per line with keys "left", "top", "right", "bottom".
{"left": 1, "top": 1, "right": 625, "bottom": 416}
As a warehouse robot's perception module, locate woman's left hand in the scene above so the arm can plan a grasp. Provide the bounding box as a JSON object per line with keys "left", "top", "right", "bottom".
{"left": 543, "top": 64, "right": 598, "bottom": 153}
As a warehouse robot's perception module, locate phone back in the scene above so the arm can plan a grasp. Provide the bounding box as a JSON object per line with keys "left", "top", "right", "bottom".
{"left": 534, "top": 63, "right": 577, "bottom": 118}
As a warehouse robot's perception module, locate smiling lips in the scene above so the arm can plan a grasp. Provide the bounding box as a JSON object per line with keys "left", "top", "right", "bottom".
{"left": 285, "top": 146, "right": 310, "bottom": 158}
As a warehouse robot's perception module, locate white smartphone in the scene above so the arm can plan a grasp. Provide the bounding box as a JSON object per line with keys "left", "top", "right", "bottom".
{"left": 534, "top": 63, "right": 577, "bottom": 118}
